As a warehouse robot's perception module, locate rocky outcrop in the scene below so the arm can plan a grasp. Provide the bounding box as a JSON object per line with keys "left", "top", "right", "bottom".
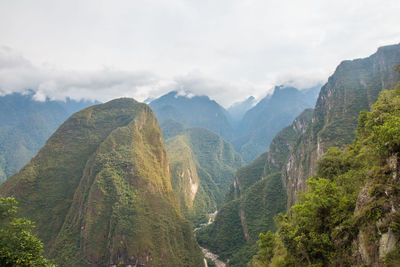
{"left": 351, "top": 153, "right": 400, "bottom": 266}
{"left": 165, "top": 127, "right": 244, "bottom": 225}
{"left": 196, "top": 109, "right": 313, "bottom": 266}
{"left": 285, "top": 44, "right": 400, "bottom": 207}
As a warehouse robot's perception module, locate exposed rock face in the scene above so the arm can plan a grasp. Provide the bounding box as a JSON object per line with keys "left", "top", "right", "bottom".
{"left": 285, "top": 44, "right": 400, "bottom": 207}
{"left": 165, "top": 127, "right": 244, "bottom": 225}
{"left": 196, "top": 109, "right": 313, "bottom": 266}
{"left": 351, "top": 153, "right": 400, "bottom": 266}
{"left": 0, "top": 98, "right": 203, "bottom": 266}
{"left": 199, "top": 44, "right": 400, "bottom": 266}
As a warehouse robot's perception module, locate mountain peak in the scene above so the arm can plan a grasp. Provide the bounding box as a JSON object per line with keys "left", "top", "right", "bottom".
{"left": 150, "top": 91, "right": 233, "bottom": 140}
{"left": 0, "top": 98, "right": 203, "bottom": 266}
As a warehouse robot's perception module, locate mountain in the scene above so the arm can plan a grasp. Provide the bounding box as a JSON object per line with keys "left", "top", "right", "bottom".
{"left": 197, "top": 109, "right": 314, "bottom": 266}
{"left": 0, "top": 99, "right": 203, "bottom": 266}
{"left": 284, "top": 43, "right": 400, "bottom": 207}
{"left": 198, "top": 43, "right": 400, "bottom": 266}
{"left": 150, "top": 92, "right": 245, "bottom": 225}
{"left": 232, "top": 85, "right": 320, "bottom": 163}
{"left": 0, "top": 92, "right": 96, "bottom": 182}
{"left": 227, "top": 96, "right": 257, "bottom": 125}
{"left": 166, "top": 126, "right": 244, "bottom": 225}
{"left": 251, "top": 83, "right": 400, "bottom": 266}
{"left": 150, "top": 91, "right": 233, "bottom": 141}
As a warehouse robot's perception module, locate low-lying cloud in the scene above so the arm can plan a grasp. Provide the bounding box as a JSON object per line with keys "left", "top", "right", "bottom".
{"left": 0, "top": 46, "right": 305, "bottom": 106}
{"left": 0, "top": 0, "right": 399, "bottom": 106}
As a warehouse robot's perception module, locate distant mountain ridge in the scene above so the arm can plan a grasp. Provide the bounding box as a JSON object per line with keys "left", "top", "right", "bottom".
{"left": 150, "top": 87, "right": 320, "bottom": 164}
{"left": 232, "top": 85, "right": 320, "bottom": 162}
{"left": 0, "top": 92, "right": 97, "bottom": 182}
{"left": 150, "top": 91, "right": 233, "bottom": 141}
{"left": 227, "top": 96, "right": 257, "bottom": 125}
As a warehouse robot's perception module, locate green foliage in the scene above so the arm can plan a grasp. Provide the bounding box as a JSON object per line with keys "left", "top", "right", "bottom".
{"left": 198, "top": 109, "right": 313, "bottom": 266}
{"left": 254, "top": 231, "right": 275, "bottom": 264}
{"left": 357, "top": 87, "right": 400, "bottom": 157}
{"left": 283, "top": 44, "right": 400, "bottom": 211}
{"left": 206, "top": 258, "right": 217, "bottom": 267}
{"left": 197, "top": 200, "right": 245, "bottom": 260}
{"left": 316, "top": 147, "right": 351, "bottom": 180}
{"left": 279, "top": 178, "right": 344, "bottom": 265}
{"left": 0, "top": 197, "right": 55, "bottom": 267}
{"left": 253, "top": 84, "right": 400, "bottom": 266}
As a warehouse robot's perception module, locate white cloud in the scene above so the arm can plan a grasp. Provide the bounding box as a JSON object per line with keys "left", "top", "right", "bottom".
{"left": 0, "top": 0, "right": 399, "bottom": 106}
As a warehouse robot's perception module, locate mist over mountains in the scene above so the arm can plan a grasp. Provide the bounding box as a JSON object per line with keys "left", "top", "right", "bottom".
{"left": 1, "top": 43, "right": 400, "bottom": 267}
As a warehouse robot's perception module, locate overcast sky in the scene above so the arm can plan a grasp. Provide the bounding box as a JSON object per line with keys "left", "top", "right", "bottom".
{"left": 0, "top": 0, "right": 399, "bottom": 106}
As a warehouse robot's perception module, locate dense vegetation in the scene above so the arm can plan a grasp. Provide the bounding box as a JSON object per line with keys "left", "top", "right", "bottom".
{"left": 0, "top": 197, "right": 54, "bottom": 266}
{"left": 166, "top": 127, "right": 244, "bottom": 225}
{"left": 198, "top": 45, "right": 400, "bottom": 267}
{"left": 284, "top": 44, "right": 400, "bottom": 207}
{"left": 251, "top": 84, "right": 400, "bottom": 266}
{"left": 0, "top": 99, "right": 203, "bottom": 266}
{"left": 0, "top": 92, "right": 95, "bottom": 182}
{"left": 197, "top": 109, "right": 314, "bottom": 266}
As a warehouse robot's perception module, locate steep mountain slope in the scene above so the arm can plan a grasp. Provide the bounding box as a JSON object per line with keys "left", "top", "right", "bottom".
{"left": 0, "top": 92, "right": 96, "bottom": 182}
{"left": 150, "top": 91, "right": 233, "bottom": 141}
{"left": 227, "top": 96, "right": 257, "bottom": 125}
{"left": 198, "top": 43, "right": 400, "bottom": 267}
{"left": 197, "top": 109, "right": 314, "bottom": 266}
{"left": 233, "top": 86, "right": 320, "bottom": 162}
{"left": 166, "top": 126, "right": 244, "bottom": 225}
{"left": 0, "top": 99, "right": 203, "bottom": 266}
{"left": 252, "top": 85, "right": 400, "bottom": 266}
{"left": 284, "top": 43, "right": 400, "bottom": 207}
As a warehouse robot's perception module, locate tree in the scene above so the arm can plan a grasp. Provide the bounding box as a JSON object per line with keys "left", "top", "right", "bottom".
{"left": 0, "top": 197, "right": 55, "bottom": 267}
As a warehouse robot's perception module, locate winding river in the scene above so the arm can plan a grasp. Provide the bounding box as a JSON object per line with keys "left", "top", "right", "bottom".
{"left": 194, "top": 211, "right": 227, "bottom": 267}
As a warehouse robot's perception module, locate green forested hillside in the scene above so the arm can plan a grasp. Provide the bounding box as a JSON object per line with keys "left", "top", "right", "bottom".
{"left": 166, "top": 126, "right": 244, "bottom": 225}
{"left": 252, "top": 84, "right": 400, "bottom": 266}
{"left": 0, "top": 99, "right": 203, "bottom": 266}
{"left": 197, "top": 109, "right": 314, "bottom": 266}
{"left": 198, "top": 44, "right": 400, "bottom": 267}
{"left": 284, "top": 44, "right": 400, "bottom": 207}
{"left": 0, "top": 93, "right": 96, "bottom": 182}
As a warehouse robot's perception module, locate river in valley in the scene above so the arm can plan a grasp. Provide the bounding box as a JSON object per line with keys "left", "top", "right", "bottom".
{"left": 194, "top": 211, "right": 227, "bottom": 267}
